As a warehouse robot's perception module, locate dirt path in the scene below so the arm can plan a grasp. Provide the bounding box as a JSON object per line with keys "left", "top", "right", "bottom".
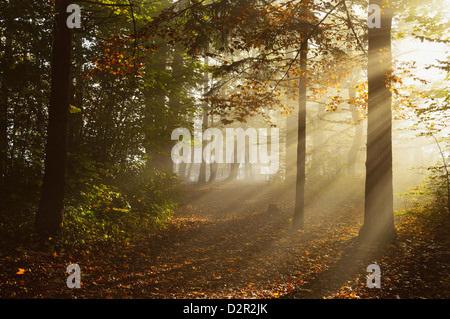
{"left": 1, "top": 182, "right": 449, "bottom": 299}
{"left": 103, "top": 182, "right": 367, "bottom": 299}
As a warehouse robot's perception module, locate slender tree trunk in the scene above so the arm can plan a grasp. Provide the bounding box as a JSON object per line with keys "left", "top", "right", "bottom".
{"left": 207, "top": 112, "right": 218, "bottom": 183}
{"left": 35, "top": 0, "right": 73, "bottom": 236}
{"left": 178, "top": 162, "right": 187, "bottom": 180}
{"left": 0, "top": 29, "right": 11, "bottom": 180}
{"left": 209, "top": 162, "right": 218, "bottom": 183}
{"left": 347, "top": 86, "right": 363, "bottom": 176}
{"left": 293, "top": 40, "right": 308, "bottom": 230}
{"left": 185, "top": 115, "right": 195, "bottom": 182}
{"left": 225, "top": 138, "right": 239, "bottom": 182}
{"left": 309, "top": 101, "right": 325, "bottom": 190}
{"left": 168, "top": 45, "right": 187, "bottom": 177}
{"left": 68, "top": 45, "right": 84, "bottom": 156}
{"left": 144, "top": 42, "right": 174, "bottom": 171}
{"left": 284, "top": 51, "right": 298, "bottom": 186}
{"left": 227, "top": 162, "right": 240, "bottom": 181}
{"left": 285, "top": 99, "right": 298, "bottom": 185}
{"left": 198, "top": 57, "right": 209, "bottom": 183}
{"left": 186, "top": 159, "right": 194, "bottom": 182}
{"left": 197, "top": 110, "right": 208, "bottom": 183}
{"left": 359, "top": 1, "right": 396, "bottom": 242}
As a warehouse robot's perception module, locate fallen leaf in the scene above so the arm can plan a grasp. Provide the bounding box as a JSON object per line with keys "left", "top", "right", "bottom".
{"left": 16, "top": 268, "right": 25, "bottom": 275}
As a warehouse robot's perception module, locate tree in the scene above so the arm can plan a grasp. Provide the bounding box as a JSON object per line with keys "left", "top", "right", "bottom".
{"left": 35, "top": 0, "right": 73, "bottom": 236}
{"left": 292, "top": 39, "right": 308, "bottom": 229}
{"left": 147, "top": 0, "right": 376, "bottom": 230}
{"left": 0, "top": 11, "right": 11, "bottom": 180}
{"left": 198, "top": 56, "right": 210, "bottom": 183}
{"left": 358, "top": 0, "right": 396, "bottom": 242}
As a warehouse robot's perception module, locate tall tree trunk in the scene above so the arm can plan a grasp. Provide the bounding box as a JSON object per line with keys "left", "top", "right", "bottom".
{"left": 198, "top": 57, "right": 209, "bottom": 184}
{"left": 207, "top": 112, "right": 218, "bottom": 183}
{"left": 178, "top": 162, "right": 187, "bottom": 180}
{"left": 197, "top": 110, "right": 208, "bottom": 183}
{"left": 35, "top": 0, "right": 73, "bottom": 236}
{"left": 285, "top": 52, "right": 298, "bottom": 187}
{"left": 227, "top": 162, "right": 240, "bottom": 181}
{"left": 225, "top": 139, "right": 239, "bottom": 182}
{"left": 0, "top": 27, "right": 11, "bottom": 180}
{"left": 308, "top": 101, "right": 325, "bottom": 190}
{"left": 144, "top": 42, "right": 172, "bottom": 171}
{"left": 293, "top": 40, "right": 308, "bottom": 230}
{"left": 169, "top": 48, "right": 186, "bottom": 179}
{"left": 68, "top": 44, "right": 84, "bottom": 156}
{"left": 244, "top": 150, "right": 254, "bottom": 181}
{"left": 186, "top": 157, "right": 194, "bottom": 182}
{"left": 209, "top": 162, "right": 218, "bottom": 183}
{"left": 347, "top": 86, "right": 363, "bottom": 176}
{"left": 359, "top": 1, "right": 396, "bottom": 242}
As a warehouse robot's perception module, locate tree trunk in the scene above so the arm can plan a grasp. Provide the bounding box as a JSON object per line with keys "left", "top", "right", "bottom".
{"left": 209, "top": 162, "right": 218, "bottom": 183}
{"left": 68, "top": 43, "right": 84, "bottom": 156}
{"left": 198, "top": 57, "right": 209, "bottom": 184}
{"left": 347, "top": 86, "right": 363, "bottom": 176}
{"left": 35, "top": 0, "right": 73, "bottom": 236}
{"left": 285, "top": 97, "right": 298, "bottom": 186}
{"left": 224, "top": 137, "right": 239, "bottom": 182}
{"left": 285, "top": 51, "right": 298, "bottom": 187}
{"left": 143, "top": 39, "right": 171, "bottom": 170}
{"left": 197, "top": 109, "right": 208, "bottom": 183}
{"left": 208, "top": 117, "right": 218, "bottom": 184}
{"left": 358, "top": 1, "right": 396, "bottom": 242}
{"left": 178, "top": 162, "right": 187, "bottom": 180}
{"left": 0, "top": 28, "right": 11, "bottom": 180}
{"left": 226, "top": 162, "right": 240, "bottom": 182}
{"left": 293, "top": 40, "right": 308, "bottom": 230}
{"left": 309, "top": 101, "right": 325, "bottom": 190}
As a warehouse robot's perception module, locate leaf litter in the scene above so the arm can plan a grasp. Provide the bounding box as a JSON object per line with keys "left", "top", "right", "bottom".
{"left": 0, "top": 183, "right": 448, "bottom": 299}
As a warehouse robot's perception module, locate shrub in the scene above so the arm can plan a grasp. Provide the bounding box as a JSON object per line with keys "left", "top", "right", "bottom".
{"left": 426, "top": 162, "right": 450, "bottom": 212}
{"left": 59, "top": 165, "right": 182, "bottom": 248}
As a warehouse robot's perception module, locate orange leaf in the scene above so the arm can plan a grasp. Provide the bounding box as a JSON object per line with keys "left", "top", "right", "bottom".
{"left": 16, "top": 268, "right": 25, "bottom": 275}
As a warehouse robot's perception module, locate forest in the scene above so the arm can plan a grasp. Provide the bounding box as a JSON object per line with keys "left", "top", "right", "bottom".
{"left": 0, "top": 0, "right": 449, "bottom": 302}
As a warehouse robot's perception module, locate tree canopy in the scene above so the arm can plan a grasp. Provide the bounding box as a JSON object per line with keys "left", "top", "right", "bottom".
{"left": 0, "top": 0, "right": 448, "bottom": 302}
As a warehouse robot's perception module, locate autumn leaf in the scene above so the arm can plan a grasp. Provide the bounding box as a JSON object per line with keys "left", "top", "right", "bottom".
{"left": 16, "top": 268, "right": 25, "bottom": 275}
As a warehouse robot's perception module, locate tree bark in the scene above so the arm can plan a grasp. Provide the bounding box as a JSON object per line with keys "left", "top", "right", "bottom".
{"left": 358, "top": 1, "right": 396, "bottom": 242}
{"left": 309, "top": 101, "right": 325, "bottom": 189}
{"left": 226, "top": 161, "right": 240, "bottom": 182}
{"left": 224, "top": 135, "right": 239, "bottom": 182}
{"left": 35, "top": 0, "right": 73, "bottom": 236}
{"left": 198, "top": 57, "right": 209, "bottom": 184}
{"left": 285, "top": 51, "right": 298, "bottom": 187}
{"left": 293, "top": 40, "right": 308, "bottom": 230}
{"left": 144, "top": 41, "right": 171, "bottom": 171}
{"left": 209, "top": 162, "right": 218, "bottom": 183}
{"left": 347, "top": 86, "right": 363, "bottom": 176}
{"left": 68, "top": 50, "right": 84, "bottom": 156}
{"left": 197, "top": 109, "right": 208, "bottom": 183}
{"left": 0, "top": 27, "right": 11, "bottom": 180}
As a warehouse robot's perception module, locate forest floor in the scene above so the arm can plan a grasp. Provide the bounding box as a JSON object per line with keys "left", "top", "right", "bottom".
{"left": 1, "top": 182, "right": 449, "bottom": 299}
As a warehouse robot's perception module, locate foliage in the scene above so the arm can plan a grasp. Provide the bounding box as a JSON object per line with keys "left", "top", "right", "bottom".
{"left": 425, "top": 147, "right": 450, "bottom": 212}
{"left": 117, "top": 166, "right": 182, "bottom": 223}
{"left": 0, "top": 0, "right": 200, "bottom": 243}
{"left": 59, "top": 163, "right": 182, "bottom": 248}
{"left": 0, "top": 0, "right": 449, "bottom": 301}
{"left": 1, "top": 184, "right": 449, "bottom": 299}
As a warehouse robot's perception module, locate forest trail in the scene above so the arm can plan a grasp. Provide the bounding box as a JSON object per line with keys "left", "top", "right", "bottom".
{"left": 1, "top": 182, "right": 449, "bottom": 299}
{"left": 141, "top": 182, "right": 369, "bottom": 299}
{"left": 99, "top": 181, "right": 371, "bottom": 299}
